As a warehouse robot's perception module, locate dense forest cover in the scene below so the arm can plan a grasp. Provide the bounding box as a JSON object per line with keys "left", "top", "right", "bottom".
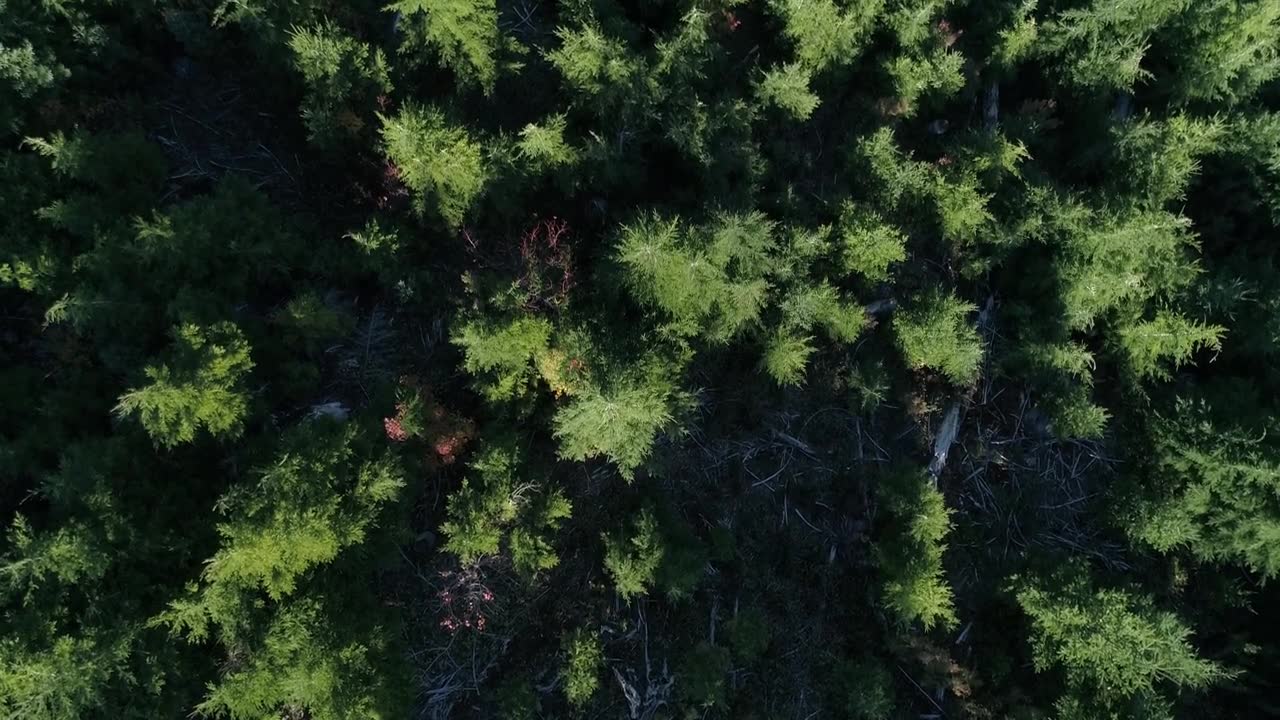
{"left": 3, "top": 0, "right": 1280, "bottom": 718}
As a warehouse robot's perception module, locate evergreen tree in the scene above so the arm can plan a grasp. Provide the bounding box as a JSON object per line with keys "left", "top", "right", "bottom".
{"left": 546, "top": 23, "right": 649, "bottom": 107}
{"left": 1039, "top": 0, "right": 1184, "bottom": 91}
{"left": 1133, "top": 398, "right": 1280, "bottom": 578}
{"left": 763, "top": 331, "right": 816, "bottom": 386}
{"left": 380, "top": 103, "right": 487, "bottom": 227}
{"left": 561, "top": 627, "right": 602, "bottom": 708}
{"left": 553, "top": 357, "right": 683, "bottom": 476}
{"left": 1163, "top": 0, "right": 1280, "bottom": 104}
{"left": 770, "top": 0, "right": 882, "bottom": 74}
{"left": 5, "top": 1, "right": 1280, "bottom": 717}
{"left": 725, "top": 606, "right": 770, "bottom": 664}
{"left": 389, "top": 0, "right": 500, "bottom": 92}
{"left": 516, "top": 115, "right": 578, "bottom": 172}
{"left": 289, "top": 22, "right": 392, "bottom": 148}
{"left": 875, "top": 467, "right": 956, "bottom": 630}
{"left": 1109, "top": 114, "right": 1224, "bottom": 206}
{"left": 676, "top": 642, "right": 731, "bottom": 710}
{"left": 1016, "top": 565, "right": 1228, "bottom": 715}
{"left": 454, "top": 315, "right": 553, "bottom": 402}
{"left": 194, "top": 595, "right": 405, "bottom": 720}
{"left": 1056, "top": 206, "right": 1200, "bottom": 332}
{"left": 602, "top": 506, "right": 664, "bottom": 599}
{"left": 115, "top": 322, "right": 254, "bottom": 448}
{"left": 0, "top": 631, "right": 133, "bottom": 720}
{"left": 834, "top": 656, "right": 896, "bottom": 720}
{"left": 441, "top": 443, "right": 571, "bottom": 574}
{"left": 838, "top": 204, "right": 907, "bottom": 283}
{"left": 1114, "top": 309, "right": 1223, "bottom": 381}
{"left": 893, "top": 291, "right": 982, "bottom": 386}
{"left": 614, "top": 212, "right": 773, "bottom": 343}
{"left": 756, "top": 63, "right": 820, "bottom": 120}
{"left": 162, "top": 420, "right": 403, "bottom": 642}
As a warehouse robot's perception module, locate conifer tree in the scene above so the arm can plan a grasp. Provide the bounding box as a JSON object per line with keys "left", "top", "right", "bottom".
{"left": 763, "top": 331, "right": 816, "bottom": 386}
{"left": 1163, "top": 0, "right": 1280, "bottom": 104}
{"left": 756, "top": 63, "right": 820, "bottom": 120}
{"left": 208, "top": 424, "right": 402, "bottom": 601}
{"left": 508, "top": 488, "right": 572, "bottom": 575}
{"left": 856, "top": 127, "right": 936, "bottom": 210}
{"left": 115, "top": 322, "right": 254, "bottom": 448}
{"left": 194, "top": 595, "right": 406, "bottom": 720}
{"left": 725, "top": 606, "right": 770, "bottom": 663}
{"left": 0, "top": 631, "right": 134, "bottom": 720}
{"left": 602, "top": 506, "right": 664, "bottom": 599}
{"left": 161, "top": 421, "right": 404, "bottom": 647}
{"left": 1039, "top": 0, "right": 1184, "bottom": 91}
{"left": 516, "top": 115, "right": 578, "bottom": 172}
{"left": 838, "top": 204, "right": 907, "bottom": 283}
{"left": 1110, "top": 114, "right": 1224, "bottom": 206}
{"left": 0, "top": 35, "right": 67, "bottom": 135}
{"left": 389, "top": 0, "right": 500, "bottom": 92}
{"left": 770, "top": 0, "right": 882, "bottom": 74}
{"left": 1133, "top": 398, "right": 1280, "bottom": 578}
{"left": 441, "top": 443, "right": 572, "bottom": 574}
{"left": 1114, "top": 310, "right": 1223, "bottom": 380}
{"left": 561, "top": 627, "right": 602, "bottom": 708}
{"left": 1016, "top": 565, "right": 1228, "bottom": 715}
{"left": 834, "top": 657, "right": 896, "bottom": 719}
{"left": 1056, "top": 207, "right": 1199, "bottom": 331}
{"left": 454, "top": 315, "right": 553, "bottom": 402}
{"left": 289, "top": 22, "right": 392, "bottom": 148}
{"left": 6, "top": 1, "right": 1280, "bottom": 717}
{"left": 875, "top": 467, "right": 957, "bottom": 630}
{"left": 553, "top": 359, "right": 682, "bottom": 476}
{"left": 546, "top": 23, "right": 648, "bottom": 107}
{"left": 380, "top": 103, "right": 487, "bottom": 227}
{"left": 676, "top": 642, "right": 731, "bottom": 710}
{"left": 893, "top": 291, "right": 982, "bottom": 386}
{"left": 1007, "top": 340, "right": 1110, "bottom": 438}
{"left": 614, "top": 212, "right": 774, "bottom": 343}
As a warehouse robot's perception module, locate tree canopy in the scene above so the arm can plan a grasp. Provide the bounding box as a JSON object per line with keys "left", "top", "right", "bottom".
{"left": 3, "top": 0, "right": 1280, "bottom": 718}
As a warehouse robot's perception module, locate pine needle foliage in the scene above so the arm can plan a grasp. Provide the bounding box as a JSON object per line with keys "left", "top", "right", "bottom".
{"left": 893, "top": 291, "right": 982, "bottom": 386}
{"left": 876, "top": 467, "right": 957, "bottom": 630}
{"left": 388, "top": 0, "right": 500, "bottom": 92}
{"left": 838, "top": 204, "right": 907, "bottom": 283}
{"left": 1016, "top": 565, "right": 1229, "bottom": 713}
{"left": 204, "top": 422, "right": 404, "bottom": 601}
{"left": 553, "top": 362, "right": 679, "bottom": 476}
{"left": 516, "top": 114, "right": 578, "bottom": 171}
{"left": 756, "top": 63, "right": 820, "bottom": 119}
{"left": 289, "top": 22, "right": 392, "bottom": 147}
{"left": 770, "top": 0, "right": 883, "bottom": 73}
{"left": 1133, "top": 399, "right": 1280, "bottom": 578}
{"left": 561, "top": 628, "right": 603, "bottom": 708}
{"left": 7, "top": 1, "right": 1280, "bottom": 717}
{"left": 380, "top": 104, "right": 487, "bottom": 227}
{"left": 115, "top": 322, "right": 254, "bottom": 448}
{"left": 602, "top": 506, "right": 664, "bottom": 599}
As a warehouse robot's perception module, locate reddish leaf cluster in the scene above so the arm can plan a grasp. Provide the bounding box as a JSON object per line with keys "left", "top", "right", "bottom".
{"left": 517, "top": 217, "right": 576, "bottom": 310}
{"left": 418, "top": 391, "right": 475, "bottom": 469}
{"left": 383, "top": 379, "right": 477, "bottom": 468}
{"left": 436, "top": 567, "right": 495, "bottom": 634}
{"left": 376, "top": 160, "right": 411, "bottom": 209}
{"left": 384, "top": 408, "right": 410, "bottom": 442}
{"left": 937, "top": 19, "right": 963, "bottom": 48}
{"left": 352, "top": 157, "right": 410, "bottom": 210}
{"left": 433, "top": 433, "right": 468, "bottom": 465}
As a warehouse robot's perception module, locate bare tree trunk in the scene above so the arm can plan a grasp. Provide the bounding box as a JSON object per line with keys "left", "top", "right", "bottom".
{"left": 984, "top": 82, "right": 999, "bottom": 129}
